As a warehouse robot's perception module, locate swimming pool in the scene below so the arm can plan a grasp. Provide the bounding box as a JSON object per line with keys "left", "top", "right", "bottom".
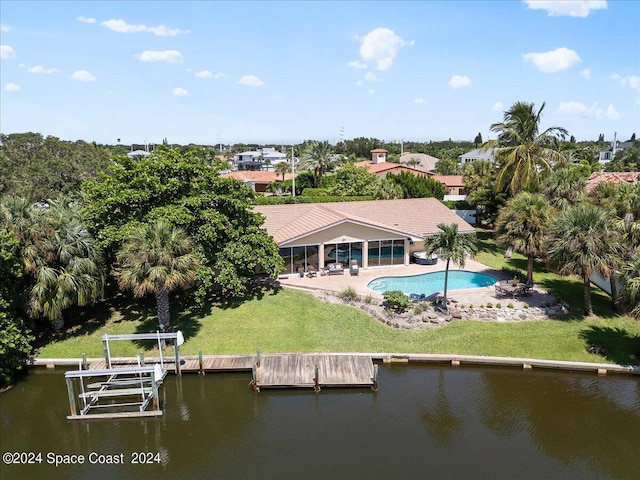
{"left": 367, "top": 270, "right": 497, "bottom": 296}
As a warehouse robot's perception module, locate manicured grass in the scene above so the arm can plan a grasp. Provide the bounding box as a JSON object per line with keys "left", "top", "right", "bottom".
{"left": 38, "top": 231, "right": 640, "bottom": 365}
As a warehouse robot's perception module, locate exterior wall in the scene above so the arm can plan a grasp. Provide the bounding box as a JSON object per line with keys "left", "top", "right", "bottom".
{"left": 372, "top": 151, "right": 387, "bottom": 164}
{"left": 590, "top": 271, "right": 623, "bottom": 296}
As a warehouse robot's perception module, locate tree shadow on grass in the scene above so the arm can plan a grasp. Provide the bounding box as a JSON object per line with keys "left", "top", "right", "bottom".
{"left": 213, "top": 276, "right": 283, "bottom": 310}
{"left": 580, "top": 326, "right": 640, "bottom": 365}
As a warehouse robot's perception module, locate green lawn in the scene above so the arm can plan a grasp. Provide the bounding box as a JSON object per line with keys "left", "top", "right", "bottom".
{"left": 38, "top": 231, "right": 640, "bottom": 365}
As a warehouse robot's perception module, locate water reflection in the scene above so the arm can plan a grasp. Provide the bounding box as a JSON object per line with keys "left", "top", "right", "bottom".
{"left": 0, "top": 366, "right": 638, "bottom": 480}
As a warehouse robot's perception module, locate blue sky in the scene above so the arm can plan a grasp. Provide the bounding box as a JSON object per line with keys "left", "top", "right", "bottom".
{"left": 1, "top": 1, "right": 638, "bottom": 145}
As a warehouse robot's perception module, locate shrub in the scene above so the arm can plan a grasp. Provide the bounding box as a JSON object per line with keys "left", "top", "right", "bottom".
{"left": 0, "top": 311, "right": 34, "bottom": 387}
{"left": 383, "top": 290, "right": 410, "bottom": 313}
{"left": 508, "top": 303, "right": 514, "bottom": 309}
{"left": 486, "top": 302, "right": 493, "bottom": 308}
{"left": 496, "top": 303, "right": 501, "bottom": 309}
{"left": 364, "top": 294, "right": 373, "bottom": 304}
{"left": 469, "top": 304, "right": 474, "bottom": 309}
{"left": 337, "top": 286, "right": 359, "bottom": 302}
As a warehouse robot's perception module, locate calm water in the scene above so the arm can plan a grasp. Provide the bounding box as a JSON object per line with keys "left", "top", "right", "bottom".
{"left": 1, "top": 365, "right": 639, "bottom": 480}
{"left": 368, "top": 270, "right": 497, "bottom": 296}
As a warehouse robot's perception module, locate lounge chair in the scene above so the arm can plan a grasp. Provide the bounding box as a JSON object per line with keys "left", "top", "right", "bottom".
{"left": 409, "top": 293, "right": 426, "bottom": 302}
{"left": 327, "top": 263, "right": 344, "bottom": 275}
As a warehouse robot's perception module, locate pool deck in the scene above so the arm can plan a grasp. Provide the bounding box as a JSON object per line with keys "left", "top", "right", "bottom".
{"left": 278, "top": 259, "right": 556, "bottom": 309}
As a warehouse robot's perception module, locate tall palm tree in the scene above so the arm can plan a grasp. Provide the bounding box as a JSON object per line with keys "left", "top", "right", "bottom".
{"left": 424, "top": 223, "right": 477, "bottom": 308}
{"left": 116, "top": 221, "right": 200, "bottom": 331}
{"left": 496, "top": 192, "right": 552, "bottom": 285}
{"left": 546, "top": 205, "right": 624, "bottom": 316}
{"left": 274, "top": 161, "right": 290, "bottom": 182}
{"left": 30, "top": 201, "right": 104, "bottom": 329}
{"left": 540, "top": 168, "right": 585, "bottom": 211}
{"left": 488, "top": 101, "right": 568, "bottom": 194}
{"left": 618, "top": 255, "right": 640, "bottom": 319}
{"left": 298, "top": 140, "right": 340, "bottom": 187}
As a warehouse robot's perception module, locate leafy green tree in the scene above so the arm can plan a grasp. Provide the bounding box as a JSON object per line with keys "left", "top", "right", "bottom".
{"left": 423, "top": 224, "right": 477, "bottom": 307}
{"left": 547, "top": 205, "right": 624, "bottom": 316}
{"left": 298, "top": 141, "right": 341, "bottom": 187}
{"left": 374, "top": 179, "right": 404, "bottom": 200}
{"left": 435, "top": 158, "right": 459, "bottom": 175}
{"left": 474, "top": 132, "right": 483, "bottom": 147}
{"left": 463, "top": 160, "right": 508, "bottom": 227}
{"left": 386, "top": 171, "right": 445, "bottom": 199}
{"left": 116, "top": 221, "right": 200, "bottom": 331}
{"left": 604, "top": 144, "right": 639, "bottom": 172}
{"left": 0, "top": 132, "right": 112, "bottom": 200}
{"left": 488, "top": 101, "right": 568, "bottom": 194}
{"left": 496, "top": 192, "right": 552, "bottom": 284}
{"left": 328, "top": 164, "right": 380, "bottom": 196}
{"left": 82, "top": 147, "right": 284, "bottom": 298}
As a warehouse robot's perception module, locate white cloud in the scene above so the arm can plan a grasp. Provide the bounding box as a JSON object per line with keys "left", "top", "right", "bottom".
{"left": 522, "top": 47, "right": 580, "bottom": 73}
{"left": 28, "top": 65, "right": 59, "bottom": 74}
{"left": 358, "top": 27, "right": 413, "bottom": 71}
{"left": 1, "top": 25, "right": 10, "bottom": 32}
{"left": 581, "top": 68, "right": 591, "bottom": 80}
{"left": 348, "top": 60, "right": 367, "bottom": 69}
{"left": 238, "top": 75, "right": 264, "bottom": 87}
{"left": 172, "top": 87, "right": 189, "bottom": 96}
{"left": 77, "top": 16, "right": 96, "bottom": 24}
{"left": 354, "top": 80, "right": 363, "bottom": 87}
{"left": 70, "top": 70, "right": 96, "bottom": 82}
{"left": 364, "top": 72, "right": 379, "bottom": 82}
{"left": 611, "top": 73, "right": 640, "bottom": 91}
{"left": 195, "top": 70, "right": 227, "bottom": 79}
{"left": 5, "top": 82, "right": 21, "bottom": 92}
{"left": 414, "top": 97, "right": 424, "bottom": 104}
{"left": 1, "top": 45, "right": 16, "bottom": 59}
{"left": 101, "top": 19, "right": 189, "bottom": 36}
{"left": 557, "top": 101, "right": 621, "bottom": 119}
{"left": 368, "top": 89, "right": 375, "bottom": 94}
{"left": 136, "top": 50, "right": 183, "bottom": 63}
{"left": 449, "top": 75, "right": 471, "bottom": 88}
{"left": 492, "top": 101, "right": 504, "bottom": 111}
{"left": 523, "top": 1, "right": 607, "bottom": 18}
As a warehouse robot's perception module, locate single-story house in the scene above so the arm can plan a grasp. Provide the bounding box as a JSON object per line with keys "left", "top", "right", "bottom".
{"left": 399, "top": 152, "right": 440, "bottom": 172}
{"left": 354, "top": 148, "right": 432, "bottom": 179}
{"left": 431, "top": 175, "right": 467, "bottom": 200}
{"left": 584, "top": 171, "right": 640, "bottom": 193}
{"left": 221, "top": 170, "right": 293, "bottom": 193}
{"left": 254, "top": 198, "right": 475, "bottom": 275}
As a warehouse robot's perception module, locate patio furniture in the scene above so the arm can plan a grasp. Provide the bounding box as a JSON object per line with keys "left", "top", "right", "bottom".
{"left": 413, "top": 252, "right": 438, "bottom": 265}
{"left": 306, "top": 266, "right": 317, "bottom": 278}
{"left": 349, "top": 259, "right": 359, "bottom": 276}
{"left": 494, "top": 282, "right": 529, "bottom": 298}
{"left": 409, "top": 293, "right": 426, "bottom": 302}
{"left": 327, "top": 263, "right": 345, "bottom": 275}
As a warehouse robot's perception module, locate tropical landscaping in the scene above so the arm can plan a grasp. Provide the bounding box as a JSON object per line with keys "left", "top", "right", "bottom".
{"left": 1, "top": 101, "right": 639, "bottom": 388}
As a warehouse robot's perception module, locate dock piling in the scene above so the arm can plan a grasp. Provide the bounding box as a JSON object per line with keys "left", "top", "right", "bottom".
{"left": 198, "top": 350, "right": 204, "bottom": 376}
{"left": 314, "top": 363, "right": 320, "bottom": 392}
{"left": 256, "top": 349, "right": 261, "bottom": 367}
{"left": 372, "top": 364, "right": 379, "bottom": 391}
{"left": 81, "top": 353, "right": 87, "bottom": 370}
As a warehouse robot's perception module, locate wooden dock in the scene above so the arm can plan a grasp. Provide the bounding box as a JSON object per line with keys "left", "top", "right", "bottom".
{"left": 89, "top": 354, "right": 256, "bottom": 373}
{"left": 252, "top": 354, "right": 377, "bottom": 391}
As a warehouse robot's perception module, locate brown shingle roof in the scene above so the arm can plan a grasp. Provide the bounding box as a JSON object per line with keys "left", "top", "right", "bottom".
{"left": 255, "top": 198, "right": 474, "bottom": 245}
{"left": 584, "top": 172, "right": 640, "bottom": 192}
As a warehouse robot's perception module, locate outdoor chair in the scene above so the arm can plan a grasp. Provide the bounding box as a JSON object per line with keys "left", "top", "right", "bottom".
{"left": 327, "top": 263, "right": 345, "bottom": 275}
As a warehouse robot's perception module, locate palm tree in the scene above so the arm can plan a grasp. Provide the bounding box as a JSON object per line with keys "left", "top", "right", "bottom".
{"left": 546, "top": 205, "right": 624, "bottom": 316}
{"left": 274, "top": 161, "right": 290, "bottom": 182}
{"left": 298, "top": 140, "right": 340, "bottom": 187}
{"left": 540, "top": 168, "right": 585, "bottom": 210}
{"left": 424, "top": 223, "right": 477, "bottom": 308}
{"left": 618, "top": 255, "right": 640, "bottom": 318}
{"left": 488, "top": 101, "right": 568, "bottom": 194}
{"left": 496, "top": 192, "right": 552, "bottom": 285}
{"left": 116, "top": 221, "right": 200, "bottom": 331}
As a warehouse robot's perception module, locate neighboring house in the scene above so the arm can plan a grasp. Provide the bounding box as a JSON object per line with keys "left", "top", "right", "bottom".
{"left": 459, "top": 147, "right": 495, "bottom": 164}
{"left": 354, "top": 148, "right": 432, "bottom": 179}
{"left": 221, "top": 170, "right": 293, "bottom": 193}
{"left": 598, "top": 134, "right": 633, "bottom": 165}
{"left": 254, "top": 198, "right": 474, "bottom": 274}
{"left": 236, "top": 147, "right": 288, "bottom": 171}
{"left": 431, "top": 175, "right": 467, "bottom": 200}
{"left": 399, "top": 152, "right": 440, "bottom": 172}
{"left": 584, "top": 171, "right": 640, "bottom": 193}
{"left": 127, "top": 149, "right": 151, "bottom": 158}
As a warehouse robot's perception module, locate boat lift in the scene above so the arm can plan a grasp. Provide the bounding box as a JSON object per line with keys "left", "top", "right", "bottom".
{"left": 102, "top": 331, "right": 185, "bottom": 374}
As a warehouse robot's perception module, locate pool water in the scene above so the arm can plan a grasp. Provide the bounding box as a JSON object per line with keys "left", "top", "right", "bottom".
{"left": 367, "top": 270, "right": 497, "bottom": 296}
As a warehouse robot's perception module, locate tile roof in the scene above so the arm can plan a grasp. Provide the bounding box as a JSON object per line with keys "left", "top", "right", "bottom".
{"left": 353, "top": 161, "right": 428, "bottom": 175}
{"left": 584, "top": 172, "right": 640, "bottom": 192}
{"left": 370, "top": 148, "right": 389, "bottom": 153}
{"left": 254, "top": 198, "right": 475, "bottom": 245}
{"left": 221, "top": 171, "right": 293, "bottom": 183}
{"left": 432, "top": 175, "right": 465, "bottom": 187}
{"left": 399, "top": 152, "right": 440, "bottom": 171}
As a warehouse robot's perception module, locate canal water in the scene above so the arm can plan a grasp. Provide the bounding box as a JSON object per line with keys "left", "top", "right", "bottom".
{"left": 1, "top": 365, "right": 638, "bottom": 479}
